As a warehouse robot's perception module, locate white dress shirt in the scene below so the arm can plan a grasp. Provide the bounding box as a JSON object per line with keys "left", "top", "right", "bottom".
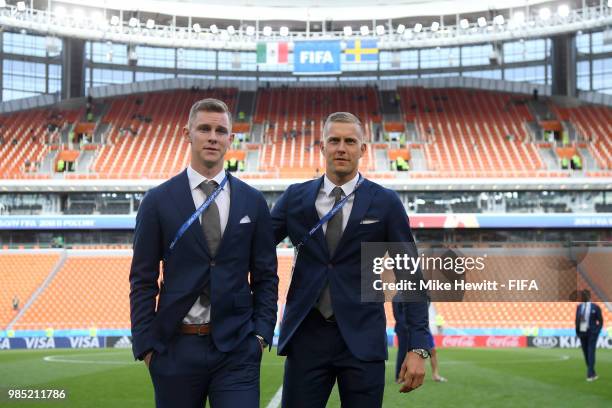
{"left": 579, "top": 301, "right": 591, "bottom": 332}
{"left": 183, "top": 165, "right": 230, "bottom": 324}
{"left": 315, "top": 172, "right": 359, "bottom": 234}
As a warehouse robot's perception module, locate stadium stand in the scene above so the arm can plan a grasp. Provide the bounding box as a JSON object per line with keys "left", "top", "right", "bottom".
{"left": 6, "top": 249, "right": 610, "bottom": 333}
{"left": 553, "top": 104, "right": 612, "bottom": 169}
{"left": 0, "top": 86, "right": 610, "bottom": 180}
{"left": 13, "top": 253, "right": 131, "bottom": 330}
{"left": 0, "top": 108, "right": 82, "bottom": 179}
{"left": 255, "top": 86, "right": 378, "bottom": 178}
{"left": 88, "top": 88, "right": 238, "bottom": 179}
{"left": 400, "top": 87, "right": 546, "bottom": 176}
{"left": 0, "top": 252, "right": 61, "bottom": 328}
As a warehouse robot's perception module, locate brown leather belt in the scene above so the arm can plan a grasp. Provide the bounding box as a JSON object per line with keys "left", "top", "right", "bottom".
{"left": 180, "top": 323, "right": 211, "bottom": 336}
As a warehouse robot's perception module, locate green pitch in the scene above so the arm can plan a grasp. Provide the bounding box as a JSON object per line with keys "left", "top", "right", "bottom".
{"left": 1, "top": 347, "right": 611, "bottom": 407}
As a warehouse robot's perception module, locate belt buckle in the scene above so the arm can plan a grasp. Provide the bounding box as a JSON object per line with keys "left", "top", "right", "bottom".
{"left": 197, "top": 324, "right": 208, "bottom": 336}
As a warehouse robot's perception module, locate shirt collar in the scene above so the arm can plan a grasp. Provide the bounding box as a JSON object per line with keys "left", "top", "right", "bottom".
{"left": 322, "top": 172, "right": 360, "bottom": 197}
{"left": 187, "top": 165, "right": 227, "bottom": 191}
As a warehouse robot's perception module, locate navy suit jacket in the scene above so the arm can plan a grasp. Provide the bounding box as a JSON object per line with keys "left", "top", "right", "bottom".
{"left": 575, "top": 302, "right": 603, "bottom": 337}
{"left": 271, "top": 176, "right": 429, "bottom": 361}
{"left": 129, "top": 170, "right": 278, "bottom": 360}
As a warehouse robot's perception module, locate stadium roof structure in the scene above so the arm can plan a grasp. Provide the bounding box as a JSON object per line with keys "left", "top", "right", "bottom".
{"left": 0, "top": 1, "right": 610, "bottom": 49}
{"left": 56, "top": 0, "right": 554, "bottom": 21}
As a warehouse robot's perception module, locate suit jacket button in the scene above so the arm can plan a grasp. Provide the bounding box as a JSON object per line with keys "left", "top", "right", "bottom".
{"left": 328, "top": 263, "right": 333, "bottom": 269}
{"left": 210, "top": 260, "right": 216, "bottom": 267}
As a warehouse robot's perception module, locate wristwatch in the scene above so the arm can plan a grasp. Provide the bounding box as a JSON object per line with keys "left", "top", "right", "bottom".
{"left": 409, "top": 348, "right": 430, "bottom": 359}
{"left": 255, "top": 334, "right": 267, "bottom": 349}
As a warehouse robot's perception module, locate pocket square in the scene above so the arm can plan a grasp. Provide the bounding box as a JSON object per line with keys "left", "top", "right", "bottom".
{"left": 239, "top": 215, "right": 251, "bottom": 224}
{"left": 360, "top": 218, "right": 379, "bottom": 224}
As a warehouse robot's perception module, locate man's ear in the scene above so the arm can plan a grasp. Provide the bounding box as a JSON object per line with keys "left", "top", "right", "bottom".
{"left": 183, "top": 126, "right": 191, "bottom": 143}
{"left": 229, "top": 133, "right": 235, "bottom": 144}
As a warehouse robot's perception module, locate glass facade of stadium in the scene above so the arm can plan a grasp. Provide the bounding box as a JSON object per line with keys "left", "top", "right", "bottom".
{"left": 0, "top": 28, "right": 611, "bottom": 102}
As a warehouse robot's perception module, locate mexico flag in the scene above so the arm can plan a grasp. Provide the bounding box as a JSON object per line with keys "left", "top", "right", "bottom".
{"left": 257, "top": 42, "right": 289, "bottom": 64}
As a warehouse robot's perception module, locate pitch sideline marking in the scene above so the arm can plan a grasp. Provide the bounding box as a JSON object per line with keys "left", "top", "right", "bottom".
{"left": 265, "top": 385, "right": 283, "bottom": 408}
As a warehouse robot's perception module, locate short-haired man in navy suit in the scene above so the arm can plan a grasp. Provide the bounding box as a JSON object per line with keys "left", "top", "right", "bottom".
{"left": 575, "top": 289, "right": 603, "bottom": 381}
{"left": 271, "top": 112, "right": 430, "bottom": 408}
{"left": 130, "top": 98, "right": 278, "bottom": 408}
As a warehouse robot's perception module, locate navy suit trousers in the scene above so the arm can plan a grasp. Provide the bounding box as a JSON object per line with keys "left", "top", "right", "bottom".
{"left": 282, "top": 310, "right": 385, "bottom": 408}
{"left": 578, "top": 332, "right": 598, "bottom": 378}
{"left": 148, "top": 333, "right": 262, "bottom": 408}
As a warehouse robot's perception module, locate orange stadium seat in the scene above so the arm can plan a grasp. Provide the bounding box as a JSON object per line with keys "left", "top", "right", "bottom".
{"left": 14, "top": 255, "right": 132, "bottom": 330}
{"left": 255, "top": 87, "right": 378, "bottom": 177}
{"left": 0, "top": 108, "right": 82, "bottom": 179}
{"left": 0, "top": 253, "right": 60, "bottom": 329}
{"left": 400, "top": 87, "right": 545, "bottom": 174}
{"left": 4, "top": 249, "right": 610, "bottom": 331}
{"left": 552, "top": 104, "right": 612, "bottom": 169}
{"left": 90, "top": 88, "right": 238, "bottom": 179}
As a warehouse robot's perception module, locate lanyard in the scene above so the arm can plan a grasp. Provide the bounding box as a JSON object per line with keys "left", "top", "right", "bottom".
{"left": 295, "top": 175, "right": 364, "bottom": 251}
{"left": 289, "top": 175, "right": 364, "bottom": 274}
{"left": 167, "top": 174, "right": 228, "bottom": 257}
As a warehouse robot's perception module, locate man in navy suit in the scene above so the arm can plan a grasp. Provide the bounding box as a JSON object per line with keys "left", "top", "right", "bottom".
{"left": 575, "top": 289, "right": 603, "bottom": 381}
{"left": 271, "top": 112, "right": 430, "bottom": 408}
{"left": 130, "top": 98, "right": 278, "bottom": 408}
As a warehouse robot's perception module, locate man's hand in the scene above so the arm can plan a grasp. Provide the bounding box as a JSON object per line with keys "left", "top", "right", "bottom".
{"left": 143, "top": 351, "right": 154, "bottom": 368}
{"left": 398, "top": 351, "right": 426, "bottom": 393}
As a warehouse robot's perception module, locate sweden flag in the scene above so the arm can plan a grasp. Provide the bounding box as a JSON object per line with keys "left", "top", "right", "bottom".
{"left": 345, "top": 39, "right": 379, "bottom": 62}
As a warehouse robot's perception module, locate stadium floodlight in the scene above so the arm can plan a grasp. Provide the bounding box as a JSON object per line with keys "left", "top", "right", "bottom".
{"left": 210, "top": 24, "right": 218, "bottom": 34}
{"left": 414, "top": 23, "right": 422, "bottom": 33}
{"left": 262, "top": 25, "right": 272, "bottom": 36}
{"left": 460, "top": 19, "right": 469, "bottom": 29}
{"left": 16, "top": 1, "right": 25, "bottom": 12}
{"left": 477, "top": 17, "right": 487, "bottom": 27}
{"left": 431, "top": 21, "right": 440, "bottom": 31}
{"left": 246, "top": 25, "right": 255, "bottom": 36}
{"left": 110, "top": 15, "right": 120, "bottom": 26}
{"left": 343, "top": 26, "right": 352, "bottom": 36}
{"left": 558, "top": 5, "right": 570, "bottom": 18}
{"left": 494, "top": 15, "right": 505, "bottom": 25}
{"left": 280, "top": 26, "right": 289, "bottom": 36}
{"left": 539, "top": 7, "right": 551, "bottom": 20}
{"left": 146, "top": 19, "right": 155, "bottom": 29}
{"left": 396, "top": 24, "right": 405, "bottom": 34}
{"left": 54, "top": 6, "right": 66, "bottom": 18}
{"left": 511, "top": 11, "right": 525, "bottom": 25}
{"left": 128, "top": 17, "right": 139, "bottom": 28}
{"left": 375, "top": 25, "right": 385, "bottom": 35}
{"left": 193, "top": 23, "right": 202, "bottom": 33}
{"left": 227, "top": 25, "right": 236, "bottom": 35}
{"left": 360, "top": 25, "right": 369, "bottom": 36}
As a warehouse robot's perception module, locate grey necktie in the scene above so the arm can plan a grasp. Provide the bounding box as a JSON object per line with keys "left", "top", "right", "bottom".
{"left": 196, "top": 180, "right": 222, "bottom": 318}
{"left": 316, "top": 186, "right": 344, "bottom": 319}
{"left": 199, "top": 180, "right": 222, "bottom": 256}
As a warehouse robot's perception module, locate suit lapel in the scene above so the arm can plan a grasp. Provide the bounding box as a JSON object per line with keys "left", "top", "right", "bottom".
{"left": 301, "top": 176, "right": 329, "bottom": 258}
{"left": 334, "top": 179, "right": 374, "bottom": 257}
{"left": 171, "top": 169, "right": 210, "bottom": 257}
